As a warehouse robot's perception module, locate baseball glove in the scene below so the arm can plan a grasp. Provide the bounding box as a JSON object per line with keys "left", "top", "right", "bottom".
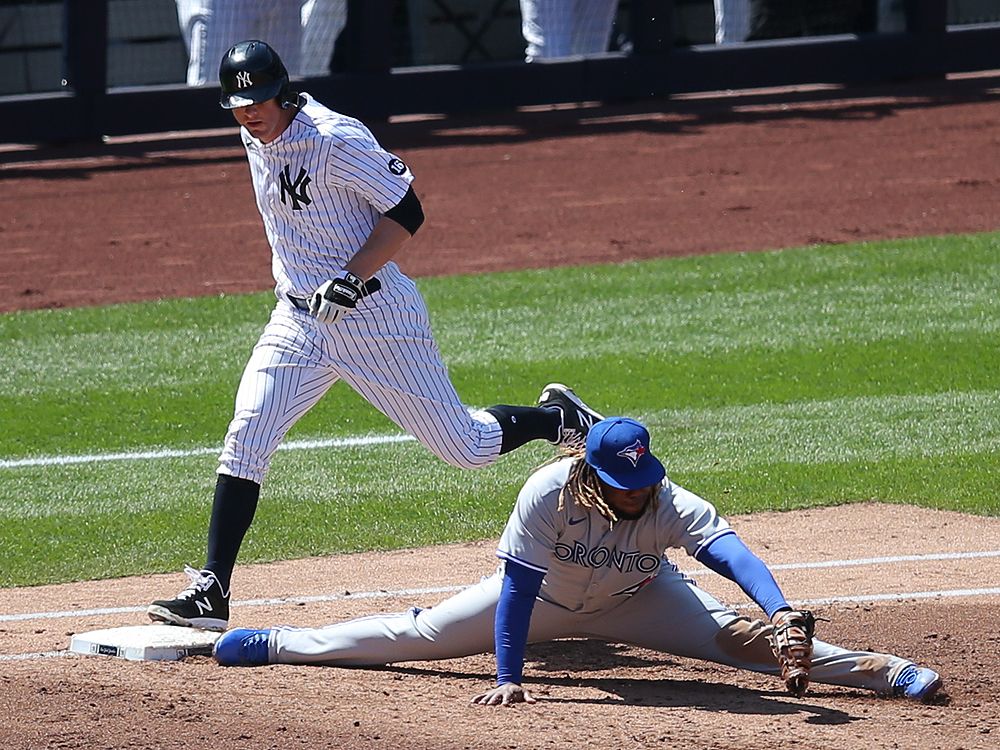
{"left": 769, "top": 609, "right": 817, "bottom": 697}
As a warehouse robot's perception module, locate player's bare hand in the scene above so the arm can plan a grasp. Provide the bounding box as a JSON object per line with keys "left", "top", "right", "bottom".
{"left": 470, "top": 683, "right": 536, "bottom": 707}
{"left": 309, "top": 272, "right": 365, "bottom": 324}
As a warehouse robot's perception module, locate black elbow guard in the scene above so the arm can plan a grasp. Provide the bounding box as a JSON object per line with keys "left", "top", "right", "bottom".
{"left": 385, "top": 186, "right": 425, "bottom": 235}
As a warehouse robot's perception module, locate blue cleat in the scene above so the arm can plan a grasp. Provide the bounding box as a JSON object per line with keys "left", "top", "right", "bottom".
{"left": 892, "top": 664, "right": 943, "bottom": 702}
{"left": 213, "top": 628, "right": 271, "bottom": 667}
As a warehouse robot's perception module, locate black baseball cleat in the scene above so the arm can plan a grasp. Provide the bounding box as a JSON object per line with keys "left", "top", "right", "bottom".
{"left": 537, "top": 383, "right": 604, "bottom": 450}
{"left": 147, "top": 565, "right": 230, "bottom": 631}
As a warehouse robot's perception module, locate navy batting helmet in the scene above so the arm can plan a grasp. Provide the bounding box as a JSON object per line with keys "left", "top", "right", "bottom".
{"left": 219, "top": 40, "right": 297, "bottom": 110}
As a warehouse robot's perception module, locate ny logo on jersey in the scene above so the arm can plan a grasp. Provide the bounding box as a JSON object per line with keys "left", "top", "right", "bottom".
{"left": 616, "top": 439, "right": 647, "bottom": 467}
{"left": 279, "top": 165, "right": 312, "bottom": 210}
{"left": 236, "top": 71, "right": 252, "bottom": 88}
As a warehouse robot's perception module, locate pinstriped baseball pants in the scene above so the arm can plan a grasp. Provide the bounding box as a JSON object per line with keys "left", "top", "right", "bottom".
{"left": 217, "top": 285, "right": 503, "bottom": 485}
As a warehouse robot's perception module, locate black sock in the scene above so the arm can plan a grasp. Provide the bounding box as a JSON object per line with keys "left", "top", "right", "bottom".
{"left": 485, "top": 405, "right": 560, "bottom": 453}
{"left": 204, "top": 474, "right": 260, "bottom": 592}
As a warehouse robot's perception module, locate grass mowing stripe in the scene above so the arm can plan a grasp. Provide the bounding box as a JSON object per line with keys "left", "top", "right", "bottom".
{"left": 432, "top": 234, "right": 1000, "bottom": 365}
{"left": 2, "top": 389, "right": 993, "bottom": 472}
{"left": 652, "top": 389, "right": 1000, "bottom": 471}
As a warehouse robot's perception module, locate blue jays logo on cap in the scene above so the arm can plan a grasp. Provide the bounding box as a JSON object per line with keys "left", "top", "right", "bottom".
{"left": 617, "top": 439, "right": 646, "bottom": 467}
{"left": 585, "top": 417, "right": 666, "bottom": 490}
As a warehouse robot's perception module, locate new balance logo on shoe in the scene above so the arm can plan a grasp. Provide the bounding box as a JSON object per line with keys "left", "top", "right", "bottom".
{"left": 536, "top": 383, "right": 605, "bottom": 449}
{"left": 147, "top": 565, "right": 231, "bottom": 631}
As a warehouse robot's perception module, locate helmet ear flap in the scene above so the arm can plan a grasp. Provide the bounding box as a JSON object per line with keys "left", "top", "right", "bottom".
{"left": 280, "top": 86, "right": 301, "bottom": 109}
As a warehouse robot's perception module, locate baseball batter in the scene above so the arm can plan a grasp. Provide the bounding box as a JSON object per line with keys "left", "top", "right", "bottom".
{"left": 147, "top": 40, "right": 603, "bottom": 632}
{"left": 213, "top": 417, "right": 944, "bottom": 705}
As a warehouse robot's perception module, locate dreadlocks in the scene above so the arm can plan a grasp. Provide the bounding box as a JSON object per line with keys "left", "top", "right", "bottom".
{"left": 553, "top": 447, "right": 659, "bottom": 525}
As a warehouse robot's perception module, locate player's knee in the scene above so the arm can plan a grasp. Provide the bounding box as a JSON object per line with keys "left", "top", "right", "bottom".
{"left": 218, "top": 442, "right": 272, "bottom": 485}
{"left": 435, "top": 448, "right": 493, "bottom": 470}
{"left": 714, "top": 616, "right": 776, "bottom": 666}
{"left": 217, "top": 459, "right": 267, "bottom": 486}
{"left": 428, "top": 429, "right": 499, "bottom": 470}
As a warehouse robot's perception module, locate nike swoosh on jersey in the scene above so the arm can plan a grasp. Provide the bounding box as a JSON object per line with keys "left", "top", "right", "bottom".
{"left": 568, "top": 517, "right": 586, "bottom": 525}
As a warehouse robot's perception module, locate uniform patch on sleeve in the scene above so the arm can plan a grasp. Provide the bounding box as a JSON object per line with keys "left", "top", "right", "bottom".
{"left": 387, "top": 158, "right": 408, "bottom": 175}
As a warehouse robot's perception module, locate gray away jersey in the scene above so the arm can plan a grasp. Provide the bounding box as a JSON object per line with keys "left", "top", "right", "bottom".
{"left": 497, "top": 459, "right": 733, "bottom": 613}
{"left": 240, "top": 92, "right": 414, "bottom": 299}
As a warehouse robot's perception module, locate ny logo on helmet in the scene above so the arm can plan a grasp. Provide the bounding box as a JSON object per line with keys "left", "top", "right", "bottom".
{"left": 236, "top": 71, "right": 252, "bottom": 88}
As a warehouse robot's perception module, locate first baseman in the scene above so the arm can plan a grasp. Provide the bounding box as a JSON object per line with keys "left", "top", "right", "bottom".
{"left": 212, "top": 417, "right": 943, "bottom": 705}
{"left": 147, "top": 40, "right": 603, "bottom": 632}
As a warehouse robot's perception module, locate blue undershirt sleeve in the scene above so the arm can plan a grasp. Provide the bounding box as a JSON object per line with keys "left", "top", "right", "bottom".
{"left": 695, "top": 532, "right": 790, "bottom": 618}
{"left": 495, "top": 560, "right": 545, "bottom": 685}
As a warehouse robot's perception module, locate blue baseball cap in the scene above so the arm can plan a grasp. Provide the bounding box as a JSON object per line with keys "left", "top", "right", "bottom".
{"left": 585, "top": 417, "right": 666, "bottom": 490}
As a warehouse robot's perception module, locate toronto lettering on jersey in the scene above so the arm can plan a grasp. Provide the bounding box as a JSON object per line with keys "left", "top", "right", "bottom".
{"left": 553, "top": 541, "right": 661, "bottom": 574}
{"left": 279, "top": 165, "right": 312, "bottom": 210}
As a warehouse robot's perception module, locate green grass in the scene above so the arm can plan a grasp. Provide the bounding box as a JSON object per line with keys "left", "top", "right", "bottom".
{"left": 1, "top": 232, "right": 998, "bottom": 587}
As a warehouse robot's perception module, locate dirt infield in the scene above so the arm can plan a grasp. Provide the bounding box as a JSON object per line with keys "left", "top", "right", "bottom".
{"left": 2, "top": 74, "right": 1000, "bottom": 312}
{"left": 2, "top": 505, "right": 999, "bottom": 749}
{"left": 1, "top": 74, "right": 999, "bottom": 749}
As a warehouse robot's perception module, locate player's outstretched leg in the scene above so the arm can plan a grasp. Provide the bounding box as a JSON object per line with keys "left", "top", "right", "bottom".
{"left": 536, "top": 383, "right": 604, "bottom": 450}
{"left": 595, "top": 570, "right": 945, "bottom": 702}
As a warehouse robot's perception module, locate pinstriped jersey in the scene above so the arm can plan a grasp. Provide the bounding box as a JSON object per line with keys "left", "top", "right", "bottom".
{"left": 240, "top": 92, "right": 414, "bottom": 299}
{"left": 497, "top": 459, "right": 732, "bottom": 614}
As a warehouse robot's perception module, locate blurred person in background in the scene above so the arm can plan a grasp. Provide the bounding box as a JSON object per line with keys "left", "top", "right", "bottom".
{"left": 715, "top": 0, "right": 751, "bottom": 43}
{"left": 716, "top": 0, "right": 897, "bottom": 45}
{"left": 176, "top": 0, "right": 303, "bottom": 85}
{"left": 519, "top": 0, "right": 619, "bottom": 61}
{"left": 300, "top": 0, "right": 347, "bottom": 77}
